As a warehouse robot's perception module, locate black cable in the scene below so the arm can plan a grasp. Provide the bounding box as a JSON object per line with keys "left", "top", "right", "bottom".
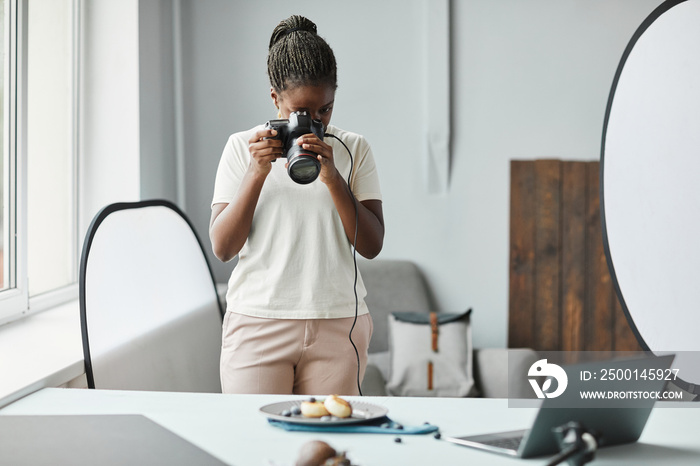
{"left": 544, "top": 445, "right": 581, "bottom": 466}
{"left": 546, "top": 423, "right": 600, "bottom": 466}
{"left": 325, "top": 132, "right": 362, "bottom": 396}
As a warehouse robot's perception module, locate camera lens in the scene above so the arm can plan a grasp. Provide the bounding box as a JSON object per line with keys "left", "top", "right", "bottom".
{"left": 288, "top": 155, "right": 320, "bottom": 184}
{"left": 286, "top": 144, "right": 320, "bottom": 184}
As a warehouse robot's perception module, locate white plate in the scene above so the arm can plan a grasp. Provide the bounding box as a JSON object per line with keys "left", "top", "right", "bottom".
{"left": 260, "top": 398, "right": 388, "bottom": 425}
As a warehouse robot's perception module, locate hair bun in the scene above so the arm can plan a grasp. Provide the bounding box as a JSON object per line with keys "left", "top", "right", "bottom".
{"left": 269, "top": 15, "right": 318, "bottom": 50}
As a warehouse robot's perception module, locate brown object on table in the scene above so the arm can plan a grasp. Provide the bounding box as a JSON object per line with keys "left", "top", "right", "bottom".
{"left": 323, "top": 453, "right": 351, "bottom": 465}
{"left": 295, "top": 440, "right": 336, "bottom": 466}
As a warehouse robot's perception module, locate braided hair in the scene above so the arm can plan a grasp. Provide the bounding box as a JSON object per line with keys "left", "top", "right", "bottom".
{"left": 267, "top": 15, "right": 337, "bottom": 93}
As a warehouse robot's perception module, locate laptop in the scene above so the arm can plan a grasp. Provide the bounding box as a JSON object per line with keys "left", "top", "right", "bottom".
{"left": 444, "top": 354, "right": 675, "bottom": 458}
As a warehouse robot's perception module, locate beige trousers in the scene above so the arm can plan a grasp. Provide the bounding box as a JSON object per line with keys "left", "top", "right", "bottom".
{"left": 220, "top": 312, "right": 373, "bottom": 395}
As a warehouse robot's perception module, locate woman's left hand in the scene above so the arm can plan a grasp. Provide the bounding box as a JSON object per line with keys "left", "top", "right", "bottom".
{"left": 295, "top": 134, "right": 341, "bottom": 185}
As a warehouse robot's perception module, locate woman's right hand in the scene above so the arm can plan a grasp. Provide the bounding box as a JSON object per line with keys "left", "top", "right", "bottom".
{"left": 248, "top": 128, "right": 283, "bottom": 177}
{"left": 211, "top": 128, "right": 281, "bottom": 262}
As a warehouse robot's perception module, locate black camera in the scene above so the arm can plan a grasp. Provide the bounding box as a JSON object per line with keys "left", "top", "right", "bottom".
{"left": 265, "top": 111, "right": 325, "bottom": 184}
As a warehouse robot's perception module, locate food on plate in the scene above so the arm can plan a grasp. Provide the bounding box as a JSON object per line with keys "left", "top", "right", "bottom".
{"left": 296, "top": 395, "right": 352, "bottom": 419}
{"left": 300, "top": 400, "right": 330, "bottom": 418}
{"left": 323, "top": 395, "right": 352, "bottom": 418}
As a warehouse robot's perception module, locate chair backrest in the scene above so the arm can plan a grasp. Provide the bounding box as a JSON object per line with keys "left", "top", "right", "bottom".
{"left": 80, "top": 200, "right": 223, "bottom": 392}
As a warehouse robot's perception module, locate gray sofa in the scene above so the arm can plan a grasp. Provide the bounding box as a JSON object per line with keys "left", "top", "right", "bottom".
{"left": 357, "top": 259, "right": 538, "bottom": 398}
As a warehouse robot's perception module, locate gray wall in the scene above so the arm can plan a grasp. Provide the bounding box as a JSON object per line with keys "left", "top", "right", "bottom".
{"left": 161, "top": 0, "right": 663, "bottom": 348}
{"left": 139, "top": 0, "right": 178, "bottom": 203}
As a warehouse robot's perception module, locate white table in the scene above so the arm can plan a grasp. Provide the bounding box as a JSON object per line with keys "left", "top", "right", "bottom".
{"left": 1, "top": 388, "right": 699, "bottom": 465}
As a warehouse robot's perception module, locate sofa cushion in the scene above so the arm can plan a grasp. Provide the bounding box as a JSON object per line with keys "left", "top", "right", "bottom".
{"left": 386, "top": 310, "right": 475, "bottom": 397}
{"left": 360, "top": 359, "right": 388, "bottom": 396}
{"left": 358, "top": 259, "right": 434, "bottom": 353}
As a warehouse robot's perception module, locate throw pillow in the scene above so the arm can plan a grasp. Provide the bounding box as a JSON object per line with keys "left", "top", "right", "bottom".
{"left": 386, "top": 309, "right": 475, "bottom": 397}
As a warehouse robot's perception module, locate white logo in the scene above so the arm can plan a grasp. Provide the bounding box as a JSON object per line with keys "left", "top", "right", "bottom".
{"left": 528, "top": 359, "right": 568, "bottom": 399}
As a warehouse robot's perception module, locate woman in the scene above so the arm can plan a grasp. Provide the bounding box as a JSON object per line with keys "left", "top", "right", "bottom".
{"left": 210, "top": 15, "right": 384, "bottom": 395}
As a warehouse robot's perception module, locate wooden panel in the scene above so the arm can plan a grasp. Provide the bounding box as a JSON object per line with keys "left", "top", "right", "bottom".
{"left": 533, "top": 160, "right": 561, "bottom": 351}
{"left": 614, "top": 289, "right": 643, "bottom": 352}
{"left": 508, "top": 161, "right": 535, "bottom": 348}
{"left": 561, "top": 162, "right": 587, "bottom": 352}
{"left": 508, "top": 159, "right": 643, "bottom": 353}
{"left": 585, "top": 163, "right": 614, "bottom": 351}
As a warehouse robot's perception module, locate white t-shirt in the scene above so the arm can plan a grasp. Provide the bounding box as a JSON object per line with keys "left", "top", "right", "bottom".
{"left": 211, "top": 124, "right": 382, "bottom": 319}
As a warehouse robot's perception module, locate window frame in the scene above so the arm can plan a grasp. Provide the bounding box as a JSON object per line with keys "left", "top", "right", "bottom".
{"left": 0, "top": 0, "right": 29, "bottom": 325}
{"left": 0, "top": 0, "right": 81, "bottom": 327}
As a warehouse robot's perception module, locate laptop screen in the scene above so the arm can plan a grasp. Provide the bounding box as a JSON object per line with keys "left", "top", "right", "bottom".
{"left": 520, "top": 354, "right": 675, "bottom": 457}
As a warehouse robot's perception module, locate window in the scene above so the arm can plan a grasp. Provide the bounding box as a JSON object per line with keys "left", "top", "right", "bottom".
{"left": 0, "top": 0, "right": 79, "bottom": 326}
{"left": 26, "top": 0, "right": 77, "bottom": 297}
{"left": 0, "top": 0, "right": 7, "bottom": 293}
